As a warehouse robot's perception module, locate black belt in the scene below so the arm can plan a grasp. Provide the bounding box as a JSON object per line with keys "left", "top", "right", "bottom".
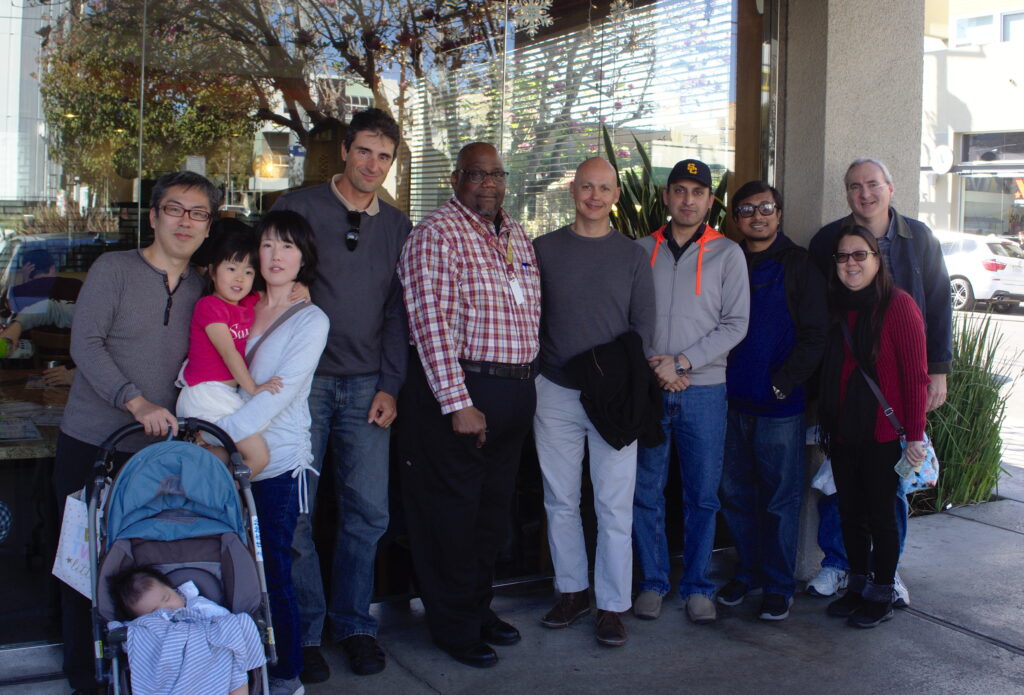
{"left": 459, "top": 359, "right": 537, "bottom": 380}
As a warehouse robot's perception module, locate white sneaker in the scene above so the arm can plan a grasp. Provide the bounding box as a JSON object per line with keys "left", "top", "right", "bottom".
{"left": 893, "top": 571, "right": 910, "bottom": 608}
{"left": 806, "top": 566, "right": 848, "bottom": 597}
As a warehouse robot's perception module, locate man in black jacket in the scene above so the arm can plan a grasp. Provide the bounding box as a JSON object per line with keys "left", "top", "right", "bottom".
{"left": 805, "top": 158, "right": 952, "bottom": 606}
{"left": 717, "top": 181, "right": 827, "bottom": 621}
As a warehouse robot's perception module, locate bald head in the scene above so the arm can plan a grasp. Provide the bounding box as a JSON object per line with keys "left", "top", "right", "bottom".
{"left": 451, "top": 142, "right": 506, "bottom": 221}
{"left": 575, "top": 157, "right": 617, "bottom": 181}
{"left": 570, "top": 157, "right": 620, "bottom": 232}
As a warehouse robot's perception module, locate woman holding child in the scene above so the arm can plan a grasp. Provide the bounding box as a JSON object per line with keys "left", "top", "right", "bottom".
{"left": 216, "top": 209, "right": 329, "bottom": 695}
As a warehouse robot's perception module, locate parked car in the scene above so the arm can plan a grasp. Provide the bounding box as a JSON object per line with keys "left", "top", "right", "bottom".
{"left": 935, "top": 231, "right": 1024, "bottom": 312}
{"left": 0, "top": 233, "right": 133, "bottom": 316}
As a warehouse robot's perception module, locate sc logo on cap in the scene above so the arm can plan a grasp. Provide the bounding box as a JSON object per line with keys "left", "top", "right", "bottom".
{"left": 687, "top": 163, "right": 698, "bottom": 174}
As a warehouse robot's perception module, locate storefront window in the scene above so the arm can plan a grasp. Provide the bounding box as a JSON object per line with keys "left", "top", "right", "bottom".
{"left": 959, "top": 132, "right": 1024, "bottom": 238}
{"left": 1, "top": 0, "right": 748, "bottom": 659}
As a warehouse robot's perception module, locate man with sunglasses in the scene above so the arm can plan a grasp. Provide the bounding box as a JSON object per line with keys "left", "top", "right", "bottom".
{"left": 716, "top": 181, "right": 827, "bottom": 621}
{"left": 271, "top": 108, "right": 411, "bottom": 680}
{"left": 55, "top": 171, "right": 218, "bottom": 693}
{"left": 398, "top": 142, "right": 541, "bottom": 668}
{"left": 806, "top": 157, "right": 952, "bottom": 608}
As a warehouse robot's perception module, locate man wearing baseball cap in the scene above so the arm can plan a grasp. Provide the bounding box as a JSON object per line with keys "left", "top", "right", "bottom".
{"left": 632, "top": 159, "right": 750, "bottom": 624}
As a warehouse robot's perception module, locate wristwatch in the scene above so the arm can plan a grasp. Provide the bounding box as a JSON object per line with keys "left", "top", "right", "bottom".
{"left": 772, "top": 385, "right": 786, "bottom": 400}
{"left": 674, "top": 354, "right": 690, "bottom": 377}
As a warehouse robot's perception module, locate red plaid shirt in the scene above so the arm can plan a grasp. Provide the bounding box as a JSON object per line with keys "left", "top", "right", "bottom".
{"left": 399, "top": 197, "right": 541, "bottom": 414}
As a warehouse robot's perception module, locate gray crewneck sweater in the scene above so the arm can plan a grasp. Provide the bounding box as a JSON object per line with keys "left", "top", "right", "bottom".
{"left": 272, "top": 182, "right": 411, "bottom": 396}
{"left": 533, "top": 225, "right": 656, "bottom": 388}
{"left": 62, "top": 250, "right": 204, "bottom": 449}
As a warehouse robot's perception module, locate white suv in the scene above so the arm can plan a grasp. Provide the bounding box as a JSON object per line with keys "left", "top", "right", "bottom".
{"left": 935, "top": 231, "right": 1024, "bottom": 312}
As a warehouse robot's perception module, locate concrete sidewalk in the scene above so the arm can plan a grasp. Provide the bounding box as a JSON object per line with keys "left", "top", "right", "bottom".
{"left": 9, "top": 491, "right": 1022, "bottom": 695}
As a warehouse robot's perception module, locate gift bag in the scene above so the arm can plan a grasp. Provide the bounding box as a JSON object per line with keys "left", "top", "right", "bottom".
{"left": 899, "top": 433, "right": 940, "bottom": 495}
{"left": 52, "top": 487, "right": 97, "bottom": 599}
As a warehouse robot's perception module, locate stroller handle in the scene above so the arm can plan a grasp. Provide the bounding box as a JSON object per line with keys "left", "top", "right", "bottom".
{"left": 92, "top": 418, "right": 249, "bottom": 485}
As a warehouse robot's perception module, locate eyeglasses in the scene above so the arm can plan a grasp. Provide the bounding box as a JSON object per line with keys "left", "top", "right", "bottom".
{"left": 833, "top": 250, "right": 878, "bottom": 264}
{"left": 459, "top": 169, "right": 508, "bottom": 184}
{"left": 160, "top": 204, "right": 212, "bottom": 222}
{"left": 345, "top": 210, "right": 360, "bottom": 252}
{"left": 735, "top": 201, "right": 778, "bottom": 218}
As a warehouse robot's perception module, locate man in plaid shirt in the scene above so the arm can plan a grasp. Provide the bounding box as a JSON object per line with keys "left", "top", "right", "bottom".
{"left": 398, "top": 142, "right": 541, "bottom": 668}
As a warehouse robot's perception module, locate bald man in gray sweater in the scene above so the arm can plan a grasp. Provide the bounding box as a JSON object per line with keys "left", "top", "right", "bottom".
{"left": 532, "top": 158, "right": 655, "bottom": 648}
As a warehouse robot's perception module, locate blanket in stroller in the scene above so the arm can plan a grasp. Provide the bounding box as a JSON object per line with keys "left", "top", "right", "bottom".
{"left": 114, "top": 596, "right": 265, "bottom": 695}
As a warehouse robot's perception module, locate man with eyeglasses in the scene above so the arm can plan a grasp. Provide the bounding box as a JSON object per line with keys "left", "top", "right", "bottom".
{"left": 806, "top": 157, "right": 952, "bottom": 608}
{"left": 398, "top": 142, "right": 541, "bottom": 668}
{"left": 55, "top": 170, "right": 218, "bottom": 693}
{"left": 270, "top": 108, "right": 411, "bottom": 681}
{"left": 716, "top": 181, "right": 827, "bottom": 621}
{"left": 632, "top": 159, "right": 749, "bottom": 626}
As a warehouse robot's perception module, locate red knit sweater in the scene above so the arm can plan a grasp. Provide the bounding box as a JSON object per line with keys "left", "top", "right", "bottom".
{"left": 839, "top": 289, "right": 930, "bottom": 442}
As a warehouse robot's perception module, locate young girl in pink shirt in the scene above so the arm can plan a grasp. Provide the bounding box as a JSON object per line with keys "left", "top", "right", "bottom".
{"left": 177, "top": 228, "right": 281, "bottom": 474}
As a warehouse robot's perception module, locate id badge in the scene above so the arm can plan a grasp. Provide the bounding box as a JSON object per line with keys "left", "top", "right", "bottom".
{"left": 508, "top": 277, "right": 525, "bottom": 305}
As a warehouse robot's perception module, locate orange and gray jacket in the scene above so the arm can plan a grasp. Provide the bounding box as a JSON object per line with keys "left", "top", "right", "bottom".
{"left": 637, "top": 224, "right": 750, "bottom": 386}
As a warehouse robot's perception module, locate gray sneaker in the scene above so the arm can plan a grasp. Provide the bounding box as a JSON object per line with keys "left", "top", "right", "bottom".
{"left": 685, "top": 593, "right": 717, "bottom": 624}
{"left": 633, "top": 590, "right": 663, "bottom": 620}
{"left": 269, "top": 676, "right": 305, "bottom": 695}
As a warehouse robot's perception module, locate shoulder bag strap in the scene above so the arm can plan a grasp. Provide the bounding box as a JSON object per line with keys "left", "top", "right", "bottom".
{"left": 838, "top": 319, "right": 906, "bottom": 437}
{"left": 245, "top": 302, "right": 311, "bottom": 367}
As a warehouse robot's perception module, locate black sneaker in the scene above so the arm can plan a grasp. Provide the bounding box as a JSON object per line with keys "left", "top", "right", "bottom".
{"left": 716, "top": 579, "right": 755, "bottom": 606}
{"left": 340, "top": 634, "right": 386, "bottom": 676}
{"left": 758, "top": 593, "right": 792, "bottom": 621}
{"left": 847, "top": 599, "right": 894, "bottom": 628}
{"left": 827, "top": 590, "right": 863, "bottom": 618}
{"left": 300, "top": 645, "right": 330, "bottom": 684}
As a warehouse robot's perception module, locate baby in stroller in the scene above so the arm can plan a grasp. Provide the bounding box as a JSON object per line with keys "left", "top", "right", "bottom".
{"left": 110, "top": 565, "right": 266, "bottom": 695}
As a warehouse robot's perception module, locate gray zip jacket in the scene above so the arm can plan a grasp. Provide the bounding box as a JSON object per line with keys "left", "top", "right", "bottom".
{"left": 636, "top": 225, "right": 750, "bottom": 386}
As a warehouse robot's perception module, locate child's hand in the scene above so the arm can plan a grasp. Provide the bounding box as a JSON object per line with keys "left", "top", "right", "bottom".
{"left": 254, "top": 376, "right": 284, "bottom": 395}
{"left": 289, "top": 282, "right": 311, "bottom": 304}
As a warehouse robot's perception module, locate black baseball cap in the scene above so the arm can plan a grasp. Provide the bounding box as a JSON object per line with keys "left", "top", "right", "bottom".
{"left": 667, "top": 159, "right": 712, "bottom": 189}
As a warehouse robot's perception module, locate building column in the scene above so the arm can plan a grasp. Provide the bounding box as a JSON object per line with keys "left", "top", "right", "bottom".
{"left": 778, "top": 0, "right": 925, "bottom": 580}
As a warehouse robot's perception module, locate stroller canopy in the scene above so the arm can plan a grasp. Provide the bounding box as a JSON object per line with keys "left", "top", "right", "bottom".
{"left": 105, "top": 441, "right": 246, "bottom": 550}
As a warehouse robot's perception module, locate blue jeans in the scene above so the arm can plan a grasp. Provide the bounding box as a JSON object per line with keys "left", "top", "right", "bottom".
{"left": 720, "top": 409, "right": 805, "bottom": 599}
{"left": 817, "top": 489, "right": 909, "bottom": 571}
{"left": 292, "top": 375, "right": 390, "bottom": 644}
{"left": 634, "top": 384, "right": 728, "bottom": 599}
{"left": 252, "top": 473, "right": 301, "bottom": 681}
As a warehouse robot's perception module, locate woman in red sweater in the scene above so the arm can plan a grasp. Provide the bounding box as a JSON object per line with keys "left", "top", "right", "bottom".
{"left": 817, "top": 225, "right": 929, "bottom": 628}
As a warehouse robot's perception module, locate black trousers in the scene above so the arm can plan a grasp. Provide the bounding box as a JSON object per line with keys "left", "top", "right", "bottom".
{"left": 398, "top": 353, "right": 535, "bottom": 650}
{"left": 830, "top": 439, "right": 902, "bottom": 587}
{"left": 53, "top": 432, "right": 131, "bottom": 690}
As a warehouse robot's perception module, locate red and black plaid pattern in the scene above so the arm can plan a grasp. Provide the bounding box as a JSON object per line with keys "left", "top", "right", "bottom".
{"left": 399, "top": 197, "right": 541, "bottom": 414}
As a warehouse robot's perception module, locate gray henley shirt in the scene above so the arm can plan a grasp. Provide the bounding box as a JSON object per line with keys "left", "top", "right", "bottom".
{"left": 61, "top": 249, "right": 204, "bottom": 450}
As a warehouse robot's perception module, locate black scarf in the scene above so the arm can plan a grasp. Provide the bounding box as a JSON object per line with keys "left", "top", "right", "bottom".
{"left": 817, "top": 285, "right": 881, "bottom": 455}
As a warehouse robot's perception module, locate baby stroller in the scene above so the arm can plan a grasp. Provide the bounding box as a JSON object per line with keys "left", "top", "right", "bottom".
{"left": 86, "top": 418, "right": 276, "bottom": 694}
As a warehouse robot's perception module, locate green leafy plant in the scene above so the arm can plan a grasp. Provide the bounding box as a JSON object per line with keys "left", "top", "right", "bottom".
{"left": 601, "top": 125, "right": 729, "bottom": 239}
{"left": 916, "top": 313, "right": 1019, "bottom": 511}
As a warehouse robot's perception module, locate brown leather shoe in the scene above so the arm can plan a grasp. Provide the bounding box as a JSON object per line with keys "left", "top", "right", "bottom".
{"left": 541, "top": 589, "right": 591, "bottom": 628}
{"left": 595, "top": 610, "right": 627, "bottom": 646}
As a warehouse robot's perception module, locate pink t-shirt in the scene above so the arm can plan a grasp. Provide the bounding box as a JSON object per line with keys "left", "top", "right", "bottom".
{"left": 182, "top": 293, "right": 260, "bottom": 386}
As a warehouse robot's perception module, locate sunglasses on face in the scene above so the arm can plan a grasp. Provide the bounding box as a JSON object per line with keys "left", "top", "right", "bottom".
{"left": 833, "top": 250, "right": 878, "bottom": 264}
{"left": 345, "top": 210, "right": 360, "bottom": 252}
{"left": 734, "top": 201, "right": 778, "bottom": 218}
